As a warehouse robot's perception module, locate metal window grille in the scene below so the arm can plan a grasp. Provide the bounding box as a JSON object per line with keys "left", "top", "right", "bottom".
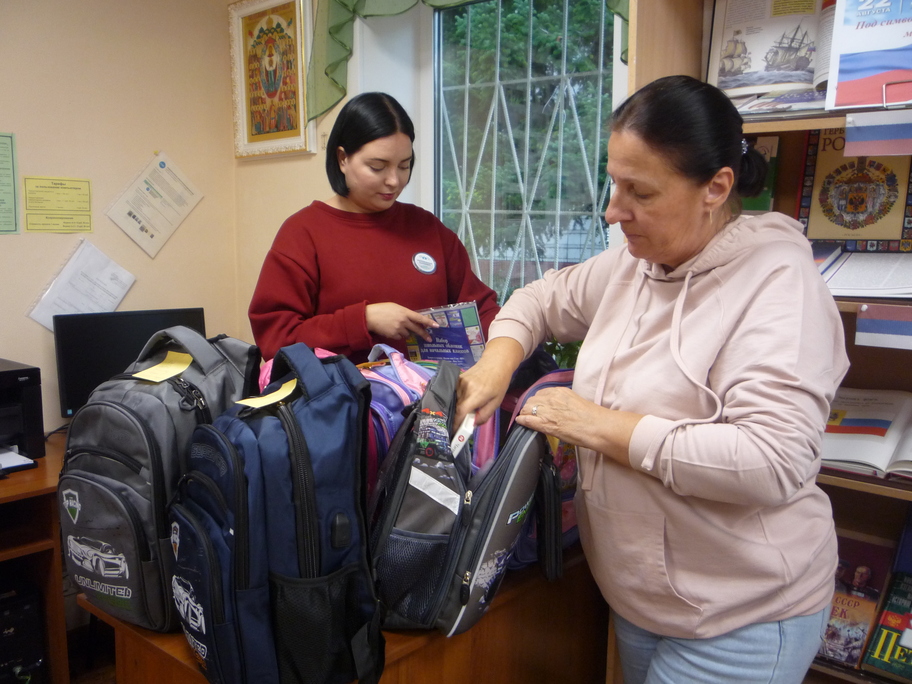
{"left": 436, "top": 0, "right": 614, "bottom": 302}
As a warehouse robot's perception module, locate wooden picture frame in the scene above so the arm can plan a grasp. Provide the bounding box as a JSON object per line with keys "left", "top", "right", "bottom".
{"left": 228, "top": 0, "right": 315, "bottom": 158}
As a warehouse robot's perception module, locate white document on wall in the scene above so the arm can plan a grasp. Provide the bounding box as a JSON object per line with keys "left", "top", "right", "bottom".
{"left": 27, "top": 238, "right": 135, "bottom": 331}
{"left": 106, "top": 152, "right": 203, "bottom": 258}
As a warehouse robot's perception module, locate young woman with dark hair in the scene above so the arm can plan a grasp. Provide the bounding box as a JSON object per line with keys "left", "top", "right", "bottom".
{"left": 456, "top": 75, "right": 847, "bottom": 683}
{"left": 249, "top": 92, "right": 499, "bottom": 363}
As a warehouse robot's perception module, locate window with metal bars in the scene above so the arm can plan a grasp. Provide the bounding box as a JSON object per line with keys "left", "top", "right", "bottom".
{"left": 436, "top": 0, "right": 615, "bottom": 302}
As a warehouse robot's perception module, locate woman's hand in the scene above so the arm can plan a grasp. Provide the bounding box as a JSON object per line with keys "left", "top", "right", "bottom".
{"left": 516, "top": 387, "right": 643, "bottom": 468}
{"left": 365, "top": 303, "right": 438, "bottom": 341}
{"left": 455, "top": 338, "right": 526, "bottom": 426}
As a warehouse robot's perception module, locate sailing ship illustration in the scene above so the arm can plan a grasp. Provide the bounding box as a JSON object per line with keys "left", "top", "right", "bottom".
{"left": 764, "top": 23, "right": 814, "bottom": 72}
{"left": 719, "top": 31, "right": 751, "bottom": 77}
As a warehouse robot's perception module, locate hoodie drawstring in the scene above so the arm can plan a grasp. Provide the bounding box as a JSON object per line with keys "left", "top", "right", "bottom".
{"left": 637, "top": 270, "right": 725, "bottom": 473}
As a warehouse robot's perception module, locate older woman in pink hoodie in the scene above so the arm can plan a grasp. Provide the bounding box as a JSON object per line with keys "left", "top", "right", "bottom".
{"left": 456, "top": 75, "right": 848, "bottom": 683}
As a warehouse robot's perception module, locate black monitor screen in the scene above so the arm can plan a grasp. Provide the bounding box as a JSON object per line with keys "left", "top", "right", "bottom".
{"left": 53, "top": 308, "right": 206, "bottom": 418}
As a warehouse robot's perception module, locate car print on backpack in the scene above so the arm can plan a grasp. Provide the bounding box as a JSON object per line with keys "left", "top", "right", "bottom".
{"left": 66, "top": 536, "right": 129, "bottom": 580}
{"left": 171, "top": 575, "right": 206, "bottom": 634}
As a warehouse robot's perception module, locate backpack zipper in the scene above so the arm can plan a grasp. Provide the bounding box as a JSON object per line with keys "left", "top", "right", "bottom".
{"left": 170, "top": 377, "right": 212, "bottom": 424}
{"left": 195, "top": 425, "right": 250, "bottom": 589}
{"left": 445, "top": 427, "right": 539, "bottom": 635}
{"left": 72, "top": 401, "right": 168, "bottom": 533}
{"left": 110, "top": 372, "right": 213, "bottom": 425}
{"left": 63, "top": 472, "right": 152, "bottom": 564}
{"left": 172, "top": 501, "right": 227, "bottom": 626}
{"left": 64, "top": 446, "right": 143, "bottom": 475}
{"left": 277, "top": 404, "right": 320, "bottom": 578}
{"left": 180, "top": 470, "right": 248, "bottom": 590}
{"left": 424, "top": 485, "right": 472, "bottom": 626}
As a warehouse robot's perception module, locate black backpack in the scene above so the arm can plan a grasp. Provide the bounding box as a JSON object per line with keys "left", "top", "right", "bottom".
{"left": 169, "top": 342, "right": 384, "bottom": 684}
{"left": 58, "top": 326, "right": 259, "bottom": 632}
{"left": 368, "top": 360, "right": 559, "bottom": 636}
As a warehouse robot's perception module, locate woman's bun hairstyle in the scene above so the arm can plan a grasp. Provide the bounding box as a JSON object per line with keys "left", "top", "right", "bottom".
{"left": 737, "top": 146, "right": 769, "bottom": 199}
{"left": 610, "top": 75, "right": 768, "bottom": 209}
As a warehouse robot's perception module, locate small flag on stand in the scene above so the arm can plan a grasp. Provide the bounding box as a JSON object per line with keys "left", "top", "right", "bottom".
{"left": 845, "top": 110, "right": 912, "bottom": 157}
{"left": 856, "top": 303, "right": 912, "bottom": 350}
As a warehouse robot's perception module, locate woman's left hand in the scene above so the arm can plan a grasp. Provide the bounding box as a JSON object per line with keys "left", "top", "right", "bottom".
{"left": 515, "top": 387, "right": 597, "bottom": 447}
{"left": 516, "top": 387, "right": 644, "bottom": 467}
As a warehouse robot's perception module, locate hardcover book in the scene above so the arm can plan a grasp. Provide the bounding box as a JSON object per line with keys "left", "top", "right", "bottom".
{"left": 820, "top": 387, "right": 912, "bottom": 480}
{"left": 818, "top": 530, "right": 895, "bottom": 669}
{"left": 405, "top": 301, "right": 485, "bottom": 370}
{"left": 862, "top": 573, "right": 912, "bottom": 683}
{"left": 797, "top": 128, "right": 912, "bottom": 250}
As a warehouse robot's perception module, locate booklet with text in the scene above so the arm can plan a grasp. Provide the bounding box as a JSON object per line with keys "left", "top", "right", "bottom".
{"left": 405, "top": 301, "right": 485, "bottom": 370}
{"left": 821, "top": 387, "right": 912, "bottom": 480}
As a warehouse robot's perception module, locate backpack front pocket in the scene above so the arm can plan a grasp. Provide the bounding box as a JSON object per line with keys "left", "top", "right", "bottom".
{"left": 59, "top": 472, "right": 164, "bottom": 629}
{"left": 170, "top": 500, "right": 242, "bottom": 684}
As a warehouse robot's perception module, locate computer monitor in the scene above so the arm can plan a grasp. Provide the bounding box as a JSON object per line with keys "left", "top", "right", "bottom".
{"left": 53, "top": 308, "right": 206, "bottom": 418}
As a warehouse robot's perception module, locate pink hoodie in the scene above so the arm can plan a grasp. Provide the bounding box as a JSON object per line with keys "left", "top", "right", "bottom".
{"left": 490, "top": 212, "right": 849, "bottom": 638}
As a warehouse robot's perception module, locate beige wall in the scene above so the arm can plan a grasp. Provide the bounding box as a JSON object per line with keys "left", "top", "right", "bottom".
{"left": 0, "top": 0, "right": 335, "bottom": 431}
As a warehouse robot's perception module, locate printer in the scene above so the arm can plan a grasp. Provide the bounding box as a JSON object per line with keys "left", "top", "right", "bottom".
{"left": 0, "top": 359, "right": 44, "bottom": 459}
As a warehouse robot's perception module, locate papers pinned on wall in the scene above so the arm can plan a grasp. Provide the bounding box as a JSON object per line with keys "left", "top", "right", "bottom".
{"left": 106, "top": 152, "right": 203, "bottom": 258}
{"left": 27, "top": 238, "right": 135, "bottom": 331}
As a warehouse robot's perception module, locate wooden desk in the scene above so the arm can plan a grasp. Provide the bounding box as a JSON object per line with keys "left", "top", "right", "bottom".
{"left": 0, "top": 432, "right": 69, "bottom": 684}
{"left": 79, "top": 547, "right": 608, "bottom": 683}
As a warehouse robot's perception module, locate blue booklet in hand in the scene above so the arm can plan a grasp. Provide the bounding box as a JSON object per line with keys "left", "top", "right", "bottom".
{"left": 406, "top": 301, "right": 485, "bottom": 370}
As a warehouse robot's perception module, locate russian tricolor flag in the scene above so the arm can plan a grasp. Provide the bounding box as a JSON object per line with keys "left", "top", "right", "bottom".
{"left": 825, "top": 417, "right": 891, "bottom": 437}
{"left": 846, "top": 110, "right": 912, "bottom": 157}
{"left": 856, "top": 303, "right": 912, "bottom": 351}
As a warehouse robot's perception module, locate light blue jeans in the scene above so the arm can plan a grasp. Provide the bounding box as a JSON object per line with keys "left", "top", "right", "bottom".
{"left": 612, "top": 607, "right": 828, "bottom": 684}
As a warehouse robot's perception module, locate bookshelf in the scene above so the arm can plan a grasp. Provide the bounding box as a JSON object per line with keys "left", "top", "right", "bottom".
{"left": 612, "top": 1, "right": 912, "bottom": 683}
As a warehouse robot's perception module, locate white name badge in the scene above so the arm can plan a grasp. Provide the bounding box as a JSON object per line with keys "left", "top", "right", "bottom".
{"left": 412, "top": 252, "right": 437, "bottom": 274}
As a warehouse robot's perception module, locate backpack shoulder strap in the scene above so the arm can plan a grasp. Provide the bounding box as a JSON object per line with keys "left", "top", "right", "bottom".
{"left": 137, "top": 325, "right": 223, "bottom": 374}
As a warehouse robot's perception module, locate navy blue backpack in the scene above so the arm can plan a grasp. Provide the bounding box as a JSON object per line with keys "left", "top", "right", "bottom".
{"left": 168, "top": 343, "right": 384, "bottom": 684}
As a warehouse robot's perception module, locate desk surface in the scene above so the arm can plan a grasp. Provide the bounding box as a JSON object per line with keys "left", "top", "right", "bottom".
{"left": 0, "top": 432, "right": 65, "bottom": 504}
{"left": 79, "top": 547, "right": 599, "bottom": 683}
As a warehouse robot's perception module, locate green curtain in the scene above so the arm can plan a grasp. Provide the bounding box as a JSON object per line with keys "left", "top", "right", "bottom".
{"left": 305, "top": 0, "right": 629, "bottom": 121}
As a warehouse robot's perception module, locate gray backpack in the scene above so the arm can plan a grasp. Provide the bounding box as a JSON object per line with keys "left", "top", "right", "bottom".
{"left": 58, "top": 326, "right": 259, "bottom": 632}
{"left": 368, "top": 360, "right": 549, "bottom": 636}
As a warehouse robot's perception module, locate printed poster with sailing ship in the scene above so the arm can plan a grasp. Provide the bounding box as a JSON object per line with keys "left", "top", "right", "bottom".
{"left": 707, "top": 0, "right": 835, "bottom": 99}
{"left": 801, "top": 128, "right": 912, "bottom": 246}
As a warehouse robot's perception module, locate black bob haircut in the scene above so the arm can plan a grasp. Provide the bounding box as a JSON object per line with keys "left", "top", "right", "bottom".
{"left": 325, "top": 92, "right": 416, "bottom": 197}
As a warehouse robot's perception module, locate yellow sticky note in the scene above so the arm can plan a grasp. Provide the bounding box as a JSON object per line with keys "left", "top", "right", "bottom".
{"left": 132, "top": 351, "right": 193, "bottom": 382}
{"left": 236, "top": 379, "right": 297, "bottom": 408}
